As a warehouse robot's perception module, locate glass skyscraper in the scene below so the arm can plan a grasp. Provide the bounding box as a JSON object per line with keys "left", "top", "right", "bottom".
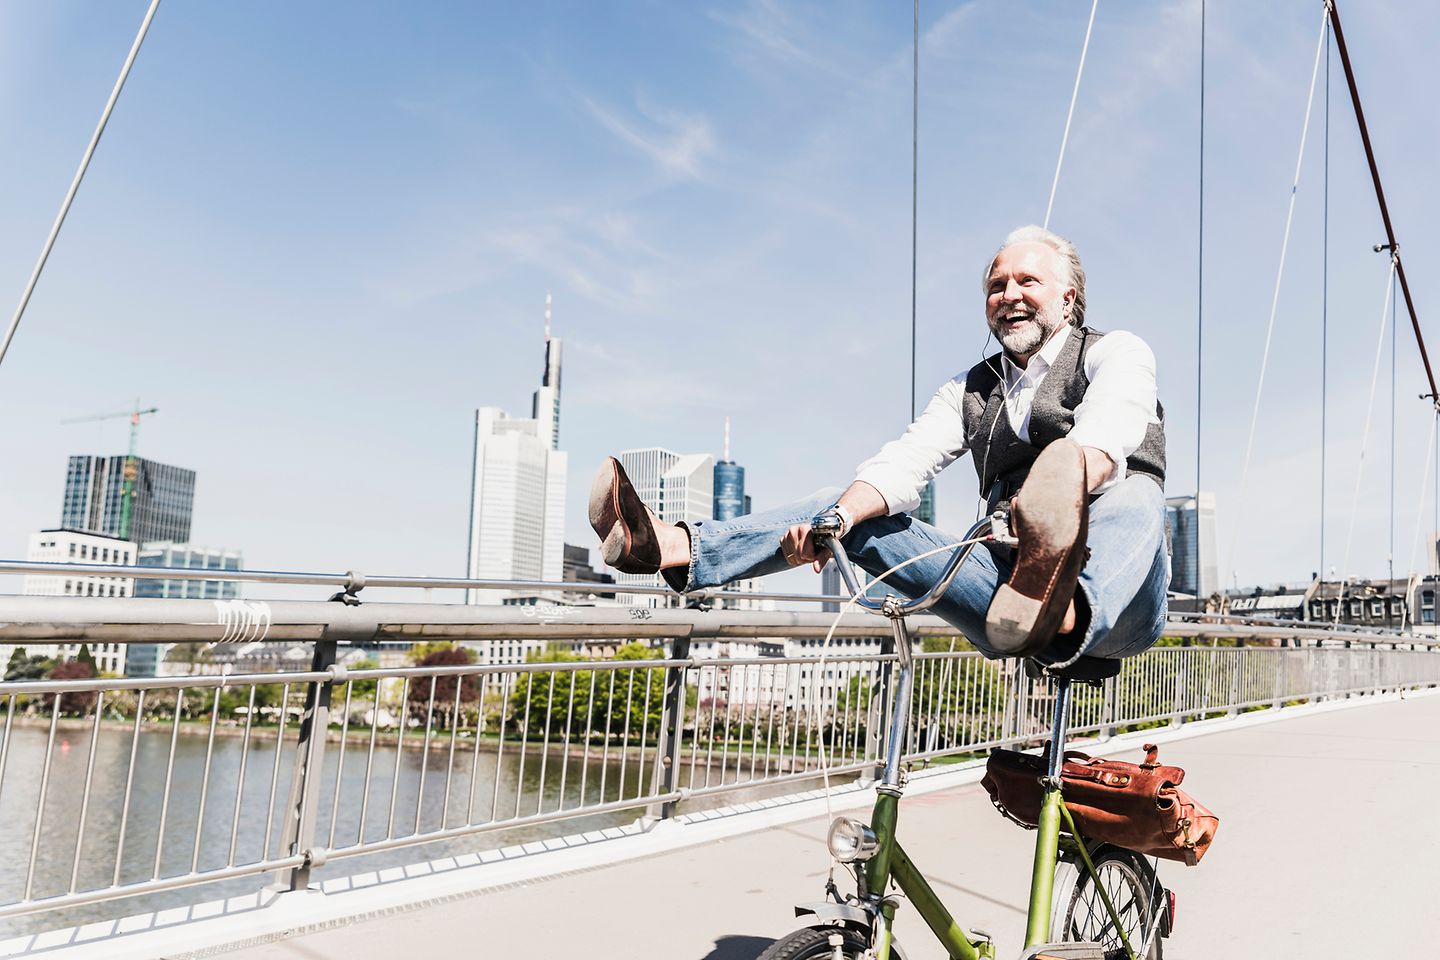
{"left": 62, "top": 455, "right": 195, "bottom": 544}
{"left": 1165, "top": 492, "right": 1218, "bottom": 598}
{"left": 714, "top": 461, "right": 746, "bottom": 521}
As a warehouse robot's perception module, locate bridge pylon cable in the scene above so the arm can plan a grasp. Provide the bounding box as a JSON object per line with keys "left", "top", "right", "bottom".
{"left": 0, "top": 0, "right": 163, "bottom": 375}
{"left": 1043, "top": 0, "right": 1100, "bottom": 230}
{"left": 1334, "top": 259, "right": 1398, "bottom": 623}
{"left": 1223, "top": 4, "right": 1330, "bottom": 586}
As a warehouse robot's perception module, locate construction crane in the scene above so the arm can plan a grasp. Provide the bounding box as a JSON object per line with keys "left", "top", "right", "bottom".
{"left": 61, "top": 400, "right": 158, "bottom": 541}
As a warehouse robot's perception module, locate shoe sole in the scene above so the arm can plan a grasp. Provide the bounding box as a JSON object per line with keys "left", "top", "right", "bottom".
{"left": 987, "top": 441, "right": 1088, "bottom": 656}
{"left": 589, "top": 458, "right": 631, "bottom": 569}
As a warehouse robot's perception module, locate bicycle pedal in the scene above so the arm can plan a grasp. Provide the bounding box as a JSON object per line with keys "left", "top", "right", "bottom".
{"left": 1018, "top": 943, "right": 1107, "bottom": 960}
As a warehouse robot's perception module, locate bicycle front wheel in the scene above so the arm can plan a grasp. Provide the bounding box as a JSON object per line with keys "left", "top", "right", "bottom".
{"left": 756, "top": 925, "right": 875, "bottom": 960}
{"left": 1053, "top": 847, "right": 1165, "bottom": 959}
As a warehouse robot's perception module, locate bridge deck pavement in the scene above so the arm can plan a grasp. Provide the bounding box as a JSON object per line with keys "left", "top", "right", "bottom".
{"left": 226, "top": 693, "right": 1439, "bottom": 960}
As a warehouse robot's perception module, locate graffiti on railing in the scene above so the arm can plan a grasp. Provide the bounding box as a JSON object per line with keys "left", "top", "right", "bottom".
{"left": 213, "top": 599, "right": 272, "bottom": 643}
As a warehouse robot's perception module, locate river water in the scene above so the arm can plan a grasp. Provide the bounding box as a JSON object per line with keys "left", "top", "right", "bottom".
{"left": 0, "top": 720, "right": 785, "bottom": 936}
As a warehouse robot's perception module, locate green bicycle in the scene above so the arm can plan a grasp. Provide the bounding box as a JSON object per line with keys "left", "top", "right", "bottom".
{"left": 758, "top": 511, "right": 1171, "bottom": 960}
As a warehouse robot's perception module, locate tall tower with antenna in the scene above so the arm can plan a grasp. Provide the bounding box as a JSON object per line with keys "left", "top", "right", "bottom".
{"left": 713, "top": 416, "right": 748, "bottom": 521}
{"left": 467, "top": 293, "right": 568, "bottom": 605}
{"left": 532, "top": 291, "right": 562, "bottom": 450}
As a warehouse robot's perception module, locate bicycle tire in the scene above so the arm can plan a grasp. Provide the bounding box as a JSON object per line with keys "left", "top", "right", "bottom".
{"left": 1053, "top": 847, "right": 1165, "bottom": 959}
{"left": 755, "top": 925, "right": 873, "bottom": 960}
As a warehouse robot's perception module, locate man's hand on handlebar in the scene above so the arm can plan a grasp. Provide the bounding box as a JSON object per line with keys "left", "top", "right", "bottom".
{"left": 779, "top": 481, "right": 889, "bottom": 573}
{"left": 781, "top": 522, "right": 832, "bottom": 572}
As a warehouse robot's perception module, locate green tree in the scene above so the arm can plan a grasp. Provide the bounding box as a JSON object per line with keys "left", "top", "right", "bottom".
{"left": 596, "top": 641, "right": 666, "bottom": 740}
{"left": 510, "top": 647, "right": 590, "bottom": 737}
{"left": 75, "top": 643, "right": 98, "bottom": 674}
{"left": 165, "top": 642, "right": 211, "bottom": 675}
{"left": 347, "top": 658, "right": 380, "bottom": 701}
{"left": 407, "top": 640, "right": 469, "bottom": 664}
{"left": 5, "top": 650, "right": 52, "bottom": 681}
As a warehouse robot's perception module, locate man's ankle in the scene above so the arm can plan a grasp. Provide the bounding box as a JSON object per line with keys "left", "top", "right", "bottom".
{"left": 657, "top": 523, "right": 692, "bottom": 571}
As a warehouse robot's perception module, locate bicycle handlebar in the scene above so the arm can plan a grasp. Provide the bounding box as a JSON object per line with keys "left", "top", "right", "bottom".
{"left": 814, "top": 511, "right": 1006, "bottom": 617}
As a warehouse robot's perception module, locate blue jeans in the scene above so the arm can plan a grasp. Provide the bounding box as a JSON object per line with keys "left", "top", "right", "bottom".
{"left": 674, "top": 476, "right": 1170, "bottom": 667}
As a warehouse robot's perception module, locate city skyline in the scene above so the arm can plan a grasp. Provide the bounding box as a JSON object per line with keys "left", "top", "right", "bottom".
{"left": 0, "top": 3, "right": 1437, "bottom": 596}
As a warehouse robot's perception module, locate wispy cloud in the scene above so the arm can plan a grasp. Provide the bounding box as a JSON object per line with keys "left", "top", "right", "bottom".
{"left": 579, "top": 94, "right": 715, "bottom": 180}
{"left": 709, "top": 0, "right": 826, "bottom": 69}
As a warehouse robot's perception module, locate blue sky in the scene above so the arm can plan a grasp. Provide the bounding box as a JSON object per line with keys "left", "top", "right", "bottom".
{"left": 0, "top": 0, "right": 1437, "bottom": 600}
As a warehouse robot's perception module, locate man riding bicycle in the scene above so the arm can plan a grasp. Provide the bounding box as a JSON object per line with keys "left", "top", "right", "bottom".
{"left": 590, "top": 225, "right": 1168, "bottom": 667}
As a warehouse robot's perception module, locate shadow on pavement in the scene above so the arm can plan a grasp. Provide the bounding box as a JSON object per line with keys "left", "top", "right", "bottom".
{"left": 700, "top": 934, "right": 775, "bottom": 959}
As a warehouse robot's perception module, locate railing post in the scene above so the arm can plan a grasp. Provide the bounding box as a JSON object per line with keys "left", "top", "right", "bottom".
{"left": 279, "top": 604, "right": 374, "bottom": 892}
{"left": 280, "top": 637, "right": 337, "bottom": 891}
{"left": 649, "top": 635, "right": 691, "bottom": 821}
{"left": 1099, "top": 675, "right": 1119, "bottom": 741}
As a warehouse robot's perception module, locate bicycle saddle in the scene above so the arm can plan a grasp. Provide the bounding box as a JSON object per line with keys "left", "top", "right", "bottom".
{"left": 1024, "top": 655, "right": 1122, "bottom": 684}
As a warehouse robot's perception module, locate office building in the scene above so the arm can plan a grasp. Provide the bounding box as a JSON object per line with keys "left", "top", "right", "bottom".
{"left": 612, "top": 447, "right": 714, "bottom": 605}
{"left": 21, "top": 529, "right": 136, "bottom": 674}
{"left": 1165, "top": 492, "right": 1218, "bottom": 598}
{"left": 713, "top": 417, "right": 749, "bottom": 522}
{"left": 127, "top": 543, "right": 244, "bottom": 677}
{"left": 465, "top": 297, "right": 568, "bottom": 606}
{"left": 915, "top": 480, "right": 937, "bottom": 525}
{"left": 62, "top": 455, "right": 195, "bottom": 544}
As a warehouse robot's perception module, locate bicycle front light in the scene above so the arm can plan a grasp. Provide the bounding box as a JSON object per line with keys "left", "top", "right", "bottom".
{"left": 826, "top": 817, "right": 878, "bottom": 863}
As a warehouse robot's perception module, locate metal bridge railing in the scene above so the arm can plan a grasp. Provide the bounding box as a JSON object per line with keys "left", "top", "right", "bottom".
{"left": 0, "top": 596, "right": 1436, "bottom": 930}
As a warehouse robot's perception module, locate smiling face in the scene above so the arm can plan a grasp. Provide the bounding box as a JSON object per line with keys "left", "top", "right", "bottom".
{"left": 984, "top": 241, "right": 1076, "bottom": 364}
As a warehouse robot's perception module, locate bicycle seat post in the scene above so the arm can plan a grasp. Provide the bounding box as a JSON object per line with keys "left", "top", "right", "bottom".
{"left": 1046, "top": 676, "right": 1072, "bottom": 780}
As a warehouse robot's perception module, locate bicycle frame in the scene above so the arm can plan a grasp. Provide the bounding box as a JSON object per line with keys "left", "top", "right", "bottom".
{"left": 815, "top": 518, "right": 1142, "bottom": 960}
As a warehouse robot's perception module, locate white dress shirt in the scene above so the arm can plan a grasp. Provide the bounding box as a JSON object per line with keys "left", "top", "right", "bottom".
{"left": 853, "top": 325, "right": 1160, "bottom": 515}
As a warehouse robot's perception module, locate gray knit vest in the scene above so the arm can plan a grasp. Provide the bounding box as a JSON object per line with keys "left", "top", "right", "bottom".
{"left": 961, "top": 326, "right": 1166, "bottom": 508}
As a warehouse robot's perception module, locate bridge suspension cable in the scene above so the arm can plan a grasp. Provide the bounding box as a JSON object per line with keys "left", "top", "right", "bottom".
{"left": 1225, "top": 4, "right": 1330, "bottom": 583}
{"left": 1334, "top": 258, "right": 1398, "bottom": 621}
{"left": 0, "top": 0, "right": 163, "bottom": 375}
{"left": 1043, "top": 0, "right": 1099, "bottom": 229}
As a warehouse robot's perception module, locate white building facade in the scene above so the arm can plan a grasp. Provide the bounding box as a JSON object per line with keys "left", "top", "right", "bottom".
{"left": 613, "top": 447, "right": 714, "bottom": 605}
{"left": 21, "top": 529, "right": 136, "bottom": 674}
{"left": 465, "top": 299, "right": 568, "bottom": 609}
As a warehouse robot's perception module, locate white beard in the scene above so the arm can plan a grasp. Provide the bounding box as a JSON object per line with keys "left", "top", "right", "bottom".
{"left": 992, "top": 296, "right": 1066, "bottom": 357}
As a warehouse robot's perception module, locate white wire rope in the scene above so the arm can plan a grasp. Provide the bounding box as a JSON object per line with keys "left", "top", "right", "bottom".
{"left": 1401, "top": 412, "right": 1437, "bottom": 629}
{"left": 1334, "top": 259, "right": 1398, "bottom": 622}
{"left": 1043, "top": 0, "right": 1100, "bottom": 229}
{"left": 813, "top": 534, "right": 987, "bottom": 838}
{"left": 0, "top": 0, "right": 163, "bottom": 374}
{"left": 1223, "top": 6, "right": 1330, "bottom": 585}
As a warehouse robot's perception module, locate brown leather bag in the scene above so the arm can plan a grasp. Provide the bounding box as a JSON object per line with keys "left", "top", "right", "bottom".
{"left": 981, "top": 743, "right": 1218, "bottom": 865}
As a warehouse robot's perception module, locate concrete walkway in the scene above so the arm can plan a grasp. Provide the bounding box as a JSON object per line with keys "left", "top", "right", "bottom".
{"left": 220, "top": 692, "right": 1440, "bottom": 960}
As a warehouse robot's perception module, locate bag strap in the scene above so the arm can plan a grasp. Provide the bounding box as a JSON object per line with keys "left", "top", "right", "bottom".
{"left": 1140, "top": 743, "right": 1160, "bottom": 769}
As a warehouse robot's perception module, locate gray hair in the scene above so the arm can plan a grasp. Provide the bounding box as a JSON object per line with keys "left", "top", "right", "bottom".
{"left": 982, "top": 225, "right": 1087, "bottom": 328}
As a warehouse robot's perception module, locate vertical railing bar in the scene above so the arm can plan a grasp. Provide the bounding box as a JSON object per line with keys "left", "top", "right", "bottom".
{"left": 229, "top": 685, "right": 256, "bottom": 866}
{"left": 0, "top": 696, "right": 16, "bottom": 810}
{"left": 598, "top": 667, "right": 617, "bottom": 803}
{"left": 620, "top": 662, "right": 637, "bottom": 797}
{"left": 328, "top": 681, "right": 354, "bottom": 849}
{"left": 68, "top": 690, "right": 105, "bottom": 894}
{"left": 490, "top": 672, "right": 512, "bottom": 821}
{"left": 514, "top": 670, "right": 533, "bottom": 817}
{"left": 556, "top": 664, "right": 577, "bottom": 809}
{"left": 189, "top": 685, "right": 223, "bottom": 874}
{"left": 577, "top": 667, "right": 597, "bottom": 807}
{"left": 634, "top": 665, "right": 653, "bottom": 801}
{"left": 703, "top": 666, "right": 720, "bottom": 787}
{"left": 113, "top": 688, "right": 146, "bottom": 886}
{"left": 24, "top": 691, "right": 63, "bottom": 900}
{"left": 465, "top": 671, "right": 484, "bottom": 827}
{"left": 152, "top": 686, "right": 186, "bottom": 880}
{"left": 386, "top": 677, "right": 410, "bottom": 840}
{"left": 441, "top": 675, "right": 462, "bottom": 830}
{"left": 414, "top": 676, "right": 437, "bottom": 836}
{"left": 536, "top": 671, "right": 557, "bottom": 816}
{"left": 357, "top": 682, "right": 381, "bottom": 845}
{"left": 262, "top": 683, "right": 291, "bottom": 860}
{"left": 716, "top": 664, "right": 733, "bottom": 784}
{"left": 746, "top": 665, "right": 761, "bottom": 781}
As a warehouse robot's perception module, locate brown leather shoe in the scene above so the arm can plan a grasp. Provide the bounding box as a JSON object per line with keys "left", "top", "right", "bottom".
{"left": 985, "top": 439, "right": 1089, "bottom": 657}
{"left": 589, "top": 457, "right": 662, "bottom": 575}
